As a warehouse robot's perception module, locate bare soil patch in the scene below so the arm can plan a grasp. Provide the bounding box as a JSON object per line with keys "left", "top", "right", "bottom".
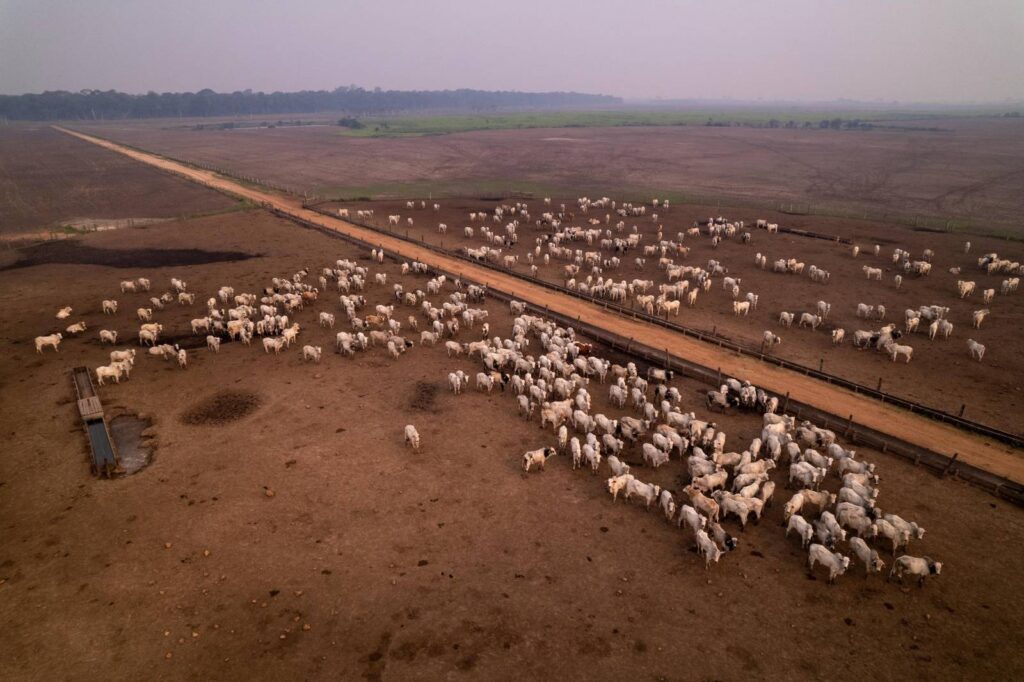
{"left": 51, "top": 132, "right": 1021, "bottom": 480}
{"left": 3, "top": 143, "right": 1023, "bottom": 680}
{"left": 180, "top": 390, "right": 263, "bottom": 426}
{"left": 0, "top": 210, "right": 1022, "bottom": 679}
{"left": 0, "top": 125, "right": 236, "bottom": 233}
{"left": 76, "top": 117, "right": 1024, "bottom": 231}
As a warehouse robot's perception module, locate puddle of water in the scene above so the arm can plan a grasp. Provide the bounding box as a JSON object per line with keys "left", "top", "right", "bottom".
{"left": 109, "top": 414, "right": 154, "bottom": 474}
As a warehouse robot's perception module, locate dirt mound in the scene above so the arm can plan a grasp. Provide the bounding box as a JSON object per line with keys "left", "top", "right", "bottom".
{"left": 409, "top": 381, "right": 438, "bottom": 412}
{"left": 1, "top": 242, "right": 256, "bottom": 270}
{"left": 180, "top": 390, "right": 262, "bottom": 426}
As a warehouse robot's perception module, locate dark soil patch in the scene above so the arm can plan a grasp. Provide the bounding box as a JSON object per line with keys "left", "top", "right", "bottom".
{"left": 408, "top": 381, "right": 438, "bottom": 412}
{"left": 1, "top": 242, "right": 256, "bottom": 271}
{"left": 180, "top": 390, "right": 262, "bottom": 426}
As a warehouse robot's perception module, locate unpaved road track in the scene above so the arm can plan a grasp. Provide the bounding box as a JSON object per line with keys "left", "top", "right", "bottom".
{"left": 56, "top": 126, "right": 1024, "bottom": 484}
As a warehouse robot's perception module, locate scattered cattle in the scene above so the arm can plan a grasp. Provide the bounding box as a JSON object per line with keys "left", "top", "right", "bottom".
{"left": 26, "top": 200, "right": 969, "bottom": 594}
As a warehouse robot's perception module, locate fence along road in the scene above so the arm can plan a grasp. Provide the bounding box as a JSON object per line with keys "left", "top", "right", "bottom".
{"left": 303, "top": 200, "right": 1021, "bottom": 451}
{"left": 55, "top": 126, "right": 1024, "bottom": 485}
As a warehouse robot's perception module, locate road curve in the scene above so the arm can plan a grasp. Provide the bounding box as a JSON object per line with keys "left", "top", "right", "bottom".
{"left": 55, "top": 126, "right": 1024, "bottom": 484}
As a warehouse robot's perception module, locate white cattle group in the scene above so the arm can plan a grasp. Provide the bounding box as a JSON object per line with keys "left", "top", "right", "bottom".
{"left": 780, "top": 246, "right": 1016, "bottom": 365}
{"left": 414, "top": 296, "right": 941, "bottom": 585}
{"left": 28, "top": 206, "right": 953, "bottom": 592}
{"left": 30, "top": 247, "right": 467, "bottom": 391}
{"left": 377, "top": 196, "right": 1015, "bottom": 373}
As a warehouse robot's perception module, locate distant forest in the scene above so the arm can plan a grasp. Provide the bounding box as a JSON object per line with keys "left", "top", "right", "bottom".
{"left": 0, "top": 86, "right": 621, "bottom": 121}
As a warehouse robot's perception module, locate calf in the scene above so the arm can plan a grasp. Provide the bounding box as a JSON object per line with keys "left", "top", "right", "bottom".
{"left": 786, "top": 514, "right": 814, "bottom": 547}
{"left": 848, "top": 537, "right": 885, "bottom": 576}
{"left": 625, "top": 478, "right": 661, "bottom": 510}
{"left": 607, "top": 474, "right": 634, "bottom": 502}
{"left": 677, "top": 504, "right": 706, "bottom": 537}
{"left": 807, "top": 543, "right": 850, "bottom": 584}
{"left": 35, "top": 333, "right": 63, "bottom": 353}
{"left": 695, "top": 529, "right": 723, "bottom": 569}
{"left": 404, "top": 425, "right": 421, "bottom": 452}
{"left": 889, "top": 555, "right": 942, "bottom": 587}
{"left": 522, "top": 447, "right": 557, "bottom": 472}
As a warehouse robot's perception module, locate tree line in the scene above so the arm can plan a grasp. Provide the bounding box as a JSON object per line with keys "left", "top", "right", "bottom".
{"left": 0, "top": 86, "right": 621, "bottom": 121}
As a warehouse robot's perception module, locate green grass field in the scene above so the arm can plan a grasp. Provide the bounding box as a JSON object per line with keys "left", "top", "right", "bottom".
{"left": 334, "top": 108, "right": 968, "bottom": 138}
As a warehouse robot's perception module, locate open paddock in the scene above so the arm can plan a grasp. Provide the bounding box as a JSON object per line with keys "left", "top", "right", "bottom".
{"left": 1, "top": 209, "right": 1023, "bottom": 679}
{"left": 0, "top": 125, "right": 238, "bottom": 235}
{"left": 74, "top": 117, "right": 1024, "bottom": 234}
{"left": 320, "top": 196, "right": 1024, "bottom": 436}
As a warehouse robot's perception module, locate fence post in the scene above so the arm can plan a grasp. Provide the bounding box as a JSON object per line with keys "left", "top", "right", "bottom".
{"left": 876, "top": 377, "right": 883, "bottom": 392}
{"left": 942, "top": 453, "right": 959, "bottom": 477}
{"left": 959, "top": 404, "right": 966, "bottom": 418}
{"left": 819, "top": 358, "right": 824, "bottom": 373}
{"left": 782, "top": 392, "right": 790, "bottom": 413}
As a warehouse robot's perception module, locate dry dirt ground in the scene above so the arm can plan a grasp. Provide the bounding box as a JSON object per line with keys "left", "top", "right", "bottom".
{"left": 1, "top": 210, "right": 1023, "bottom": 680}
{"left": 56, "top": 127, "right": 1024, "bottom": 483}
{"left": 0, "top": 125, "right": 237, "bottom": 234}
{"left": 324, "top": 197, "right": 1024, "bottom": 437}
{"left": 75, "top": 117, "right": 1024, "bottom": 230}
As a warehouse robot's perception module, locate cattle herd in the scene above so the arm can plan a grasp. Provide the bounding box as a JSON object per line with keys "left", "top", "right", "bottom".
{"left": 428, "top": 296, "right": 942, "bottom": 587}
{"left": 39, "top": 196, "right": 1015, "bottom": 592}
{"left": 369, "top": 196, "right": 1020, "bottom": 370}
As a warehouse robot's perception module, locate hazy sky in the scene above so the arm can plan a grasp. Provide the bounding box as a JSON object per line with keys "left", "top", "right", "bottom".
{"left": 1, "top": 0, "right": 1022, "bottom": 102}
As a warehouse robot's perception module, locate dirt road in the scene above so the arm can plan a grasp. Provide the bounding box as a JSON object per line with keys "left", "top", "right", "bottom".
{"left": 55, "top": 126, "right": 1024, "bottom": 484}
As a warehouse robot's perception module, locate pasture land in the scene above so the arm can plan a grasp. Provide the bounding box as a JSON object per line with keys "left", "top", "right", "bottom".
{"left": 75, "top": 116, "right": 1024, "bottom": 233}
{"left": 0, "top": 125, "right": 238, "bottom": 235}
{"left": 327, "top": 109, "right": 939, "bottom": 138}
{"left": 322, "top": 197, "right": 1024, "bottom": 436}
{"left": 1, "top": 209, "right": 1023, "bottom": 679}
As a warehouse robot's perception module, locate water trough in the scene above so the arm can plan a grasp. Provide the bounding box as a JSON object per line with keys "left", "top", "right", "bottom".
{"left": 70, "top": 366, "right": 121, "bottom": 476}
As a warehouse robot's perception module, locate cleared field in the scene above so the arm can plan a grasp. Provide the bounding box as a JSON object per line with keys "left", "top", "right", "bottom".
{"left": 1, "top": 210, "right": 1023, "bottom": 679}
{"left": 52, "top": 126, "right": 1024, "bottom": 483}
{"left": 328, "top": 109, "right": 935, "bottom": 138}
{"left": 75, "top": 117, "right": 1024, "bottom": 232}
{"left": 323, "top": 197, "right": 1024, "bottom": 437}
{"left": 0, "top": 125, "right": 238, "bottom": 234}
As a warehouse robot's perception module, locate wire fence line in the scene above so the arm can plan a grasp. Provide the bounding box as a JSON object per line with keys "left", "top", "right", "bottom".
{"left": 53, "top": 137, "right": 1019, "bottom": 446}
{"left": 275, "top": 206, "right": 1024, "bottom": 507}
{"left": 56, "top": 129, "right": 1024, "bottom": 500}
{"left": 302, "top": 203, "right": 1023, "bottom": 449}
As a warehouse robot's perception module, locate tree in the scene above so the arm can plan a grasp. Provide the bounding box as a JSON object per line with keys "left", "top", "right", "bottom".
{"left": 0, "top": 87, "right": 621, "bottom": 121}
